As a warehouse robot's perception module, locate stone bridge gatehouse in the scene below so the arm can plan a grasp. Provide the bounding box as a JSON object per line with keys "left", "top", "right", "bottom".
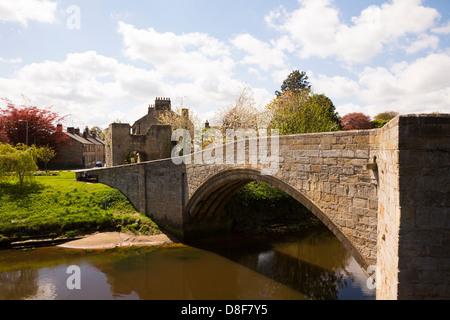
{"left": 78, "top": 114, "right": 450, "bottom": 300}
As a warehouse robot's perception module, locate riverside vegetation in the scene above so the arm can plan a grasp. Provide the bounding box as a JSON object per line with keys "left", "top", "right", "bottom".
{"left": 0, "top": 171, "right": 160, "bottom": 248}
{"left": 227, "top": 181, "right": 322, "bottom": 234}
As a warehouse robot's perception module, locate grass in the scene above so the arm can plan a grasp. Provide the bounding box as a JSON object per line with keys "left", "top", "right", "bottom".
{"left": 0, "top": 172, "right": 160, "bottom": 246}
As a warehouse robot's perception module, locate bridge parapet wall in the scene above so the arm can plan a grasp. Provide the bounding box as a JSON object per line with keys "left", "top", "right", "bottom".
{"left": 184, "top": 129, "right": 379, "bottom": 266}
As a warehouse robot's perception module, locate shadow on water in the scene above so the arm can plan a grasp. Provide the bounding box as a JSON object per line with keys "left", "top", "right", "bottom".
{"left": 188, "top": 225, "right": 358, "bottom": 300}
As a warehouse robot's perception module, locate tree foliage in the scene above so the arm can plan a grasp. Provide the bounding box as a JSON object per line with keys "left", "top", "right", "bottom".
{"left": 371, "top": 111, "right": 399, "bottom": 128}
{"left": 35, "top": 145, "right": 56, "bottom": 172}
{"left": 275, "top": 70, "right": 311, "bottom": 97}
{"left": 0, "top": 127, "right": 8, "bottom": 144}
{"left": 374, "top": 111, "right": 399, "bottom": 121}
{"left": 341, "top": 113, "right": 372, "bottom": 131}
{"left": 266, "top": 90, "right": 341, "bottom": 135}
{"left": 0, "top": 143, "right": 38, "bottom": 184}
{"left": 213, "top": 86, "right": 263, "bottom": 135}
{"left": 371, "top": 119, "right": 390, "bottom": 128}
{"left": 0, "top": 98, "right": 68, "bottom": 151}
{"left": 158, "top": 106, "right": 199, "bottom": 139}
{"left": 89, "top": 126, "right": 104, "bottom": 139}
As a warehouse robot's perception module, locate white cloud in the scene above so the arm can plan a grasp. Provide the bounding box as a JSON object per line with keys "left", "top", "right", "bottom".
{"left": 358, "top": 53, "right": 450, "bottom": 114}
{"left": 116, "top": 21, "right": 253, "bottom": 119}
{"left": 0, "top": 0, "right": 57, "bottom": 26}
{"left": 0, "top": 56, "right": 23, "bottom": 64}
{"left": 403, "top": 34, "right": 440, "bottom": 54}
{"left": 117, "top": 22, "right": 233, "bottom": 82}
{"left": 311, "top": 74, "right": 360, "bottom": 99}
{"left": 0, "top": 45, "right": 248, "bottom": 129}
{"left": 266, "top": 0, "right": 441, "bottom": 63}
{"left": 0, "top": 51, "right": 167, "bottom": 128}
{"left": 231, "top": 33, "right": 294, "bottom": 71}
{"left": 432, "top": 21, "right": 450, "bottom": 35}
{"left": 313, "top": 52, "right": 450, "bottom": 117}
{"left": 335, "top": 103, "right": 366, "bottom": 117}
{"left": 271, "top": 68, "right": 295, "bottom": 85}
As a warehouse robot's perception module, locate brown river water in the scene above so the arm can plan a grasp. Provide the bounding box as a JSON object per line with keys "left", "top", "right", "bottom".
{"left": 0, "top": 225, "right": 375, "bottom": 300}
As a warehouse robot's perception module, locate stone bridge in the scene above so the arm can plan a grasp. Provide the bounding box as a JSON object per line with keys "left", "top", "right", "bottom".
{"left": 78, "top": 114, "right": 450, "bottom": 300}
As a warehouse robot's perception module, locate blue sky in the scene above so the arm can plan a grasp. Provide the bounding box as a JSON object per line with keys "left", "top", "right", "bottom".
{"left": 0, "top": 0, "right": 449, "bottom": 129}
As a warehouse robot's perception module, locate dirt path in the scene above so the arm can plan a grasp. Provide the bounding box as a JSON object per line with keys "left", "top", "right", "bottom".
{"left": 58, "top": 231, "right": 177, "bottom": 249}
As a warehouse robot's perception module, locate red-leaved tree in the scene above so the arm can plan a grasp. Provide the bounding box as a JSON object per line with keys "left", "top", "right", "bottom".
{"left": 341, "top": 112, "right": 372, "bottom": 131}
{"left": 0, "top": 127, "right": 9, "bottom": 143}
{"left": 0, "top": 98, "right": 69, "bottom": 151}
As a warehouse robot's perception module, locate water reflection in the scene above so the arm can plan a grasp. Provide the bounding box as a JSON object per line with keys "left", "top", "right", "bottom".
{"left": 0, "top": 227, "right": 375, "bottom": 300}
{"left": 0, "top": 270, "right": 39, "bottom": 300}
{"left": 190, "top": 226, "right": 365, "bottom": 300}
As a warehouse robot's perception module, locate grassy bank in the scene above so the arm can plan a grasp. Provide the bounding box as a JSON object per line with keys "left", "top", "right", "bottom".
{"left": 0, "top": 172, "right": 160, "bottom": 247}
{"left": 226, "top": 181, "right": 322, "bottom": 234}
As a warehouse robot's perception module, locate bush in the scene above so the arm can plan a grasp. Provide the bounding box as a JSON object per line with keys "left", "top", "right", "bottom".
{"left": 371, "top": 119, "right": 390, "bottom": 128}
{"left": 341, "top": 113, "right": 372, "bottom": 131}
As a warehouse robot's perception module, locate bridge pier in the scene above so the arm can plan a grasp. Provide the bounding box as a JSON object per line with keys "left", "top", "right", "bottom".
{"left": 376, "top": 114, "right": 450, "bottom": 300}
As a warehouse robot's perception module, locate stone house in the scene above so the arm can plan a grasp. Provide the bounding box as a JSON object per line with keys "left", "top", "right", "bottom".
{"left": 50, "top": 125, "right": 106, "bottom": 169}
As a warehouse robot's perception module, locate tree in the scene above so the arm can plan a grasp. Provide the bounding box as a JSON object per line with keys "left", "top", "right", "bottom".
{"left": 275, "top": 70, "right": 311, "bottom": 97}
{"left": 0, "top": 143, "right": 37, "bottom": 184}
{"left": 371, "top": 111, "right": 399, "bottom": 128}
{"left": 341, "top": 113, "right": 372, "bottom": 131}
{"left": 213, "top": 86, "right": 263, "bottom": 135}
{"left": 158, "top": 106, "right": 199, "bottom": 139}
{"left": 0, "top": 98, "right": 68, "bottom": 151}
{"left": 0, "top": 143, "right": 15, "bottom": 180}
{"left": 0, "top": 127, "right": 8, "bottom": 144}
{"left": 89, "top": 126, "right": 105, "bottom": 139}
{"left": 266, "top": 90, "right": 341, "bottom": 135}
{"left": 374, "top": 111, "right": 399, "bottom": 121}
{"left": 36, "top": 145, "right": 56, "bottom": 173}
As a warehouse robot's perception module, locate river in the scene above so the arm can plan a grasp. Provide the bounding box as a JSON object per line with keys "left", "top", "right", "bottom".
{"left": 0, "top": 225, "right": 375, "bottom": 300}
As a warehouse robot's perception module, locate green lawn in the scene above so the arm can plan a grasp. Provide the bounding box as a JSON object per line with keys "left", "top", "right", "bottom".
{"left": 0, "top": 172, "right": 160, "bottom": 246}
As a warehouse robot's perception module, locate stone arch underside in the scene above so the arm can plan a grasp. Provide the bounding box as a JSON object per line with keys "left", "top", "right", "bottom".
{"left": 185, "top": 168, "right": 370, "bottom": 270}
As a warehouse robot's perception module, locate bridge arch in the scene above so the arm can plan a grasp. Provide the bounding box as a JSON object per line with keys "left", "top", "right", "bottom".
{"left": 185, "top": 168, "right": 368, "bottom": 269}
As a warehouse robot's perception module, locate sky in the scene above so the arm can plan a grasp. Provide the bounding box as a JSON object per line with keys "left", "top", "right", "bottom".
{"left": 0, "top": 0, "right": 449, "bottom": 130}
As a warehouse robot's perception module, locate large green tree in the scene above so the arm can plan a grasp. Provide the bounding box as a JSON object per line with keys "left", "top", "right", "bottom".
{"left": 275, "top": 70, "right": 311, "bottom": 97}
{"left": 267, "top": 90, "right": 341, "bottom": 135}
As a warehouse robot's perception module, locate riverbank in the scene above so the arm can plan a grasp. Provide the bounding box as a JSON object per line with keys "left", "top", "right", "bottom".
{"left": 6, "top": 230, "right": 177, "bottom": 250}
{"left": 58, "top": 230, "right": 177, "bottom": 249}
{"left": 0, "top": 172, "right": 161, "bottom": 248}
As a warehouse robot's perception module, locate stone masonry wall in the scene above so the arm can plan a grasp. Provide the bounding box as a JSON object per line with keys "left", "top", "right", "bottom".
{"left": 105, "top": 123, "right": 172, "bottom": 167}
{"left": 184, "top": 130, "right": 379, "bottom": 267}
{"left": 397, "top": 115, "right": 450, "bottom": 299}
{"left": 376, "top": 114, "right": 450, "bottom": 300}
{"left": 376, "top": 116, "right": 401, "bottom": 300}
